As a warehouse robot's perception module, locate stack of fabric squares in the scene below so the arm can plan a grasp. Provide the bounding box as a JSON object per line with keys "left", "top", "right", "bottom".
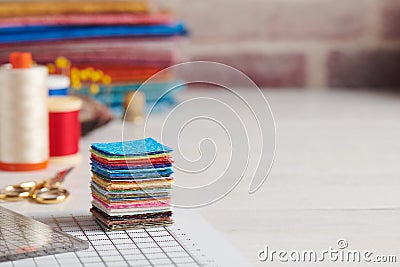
{"left": 90, "top": 138, "right": 174, "bottom": 230}
{"left": 0, "top": 0, "right": 187, "bottom": 114}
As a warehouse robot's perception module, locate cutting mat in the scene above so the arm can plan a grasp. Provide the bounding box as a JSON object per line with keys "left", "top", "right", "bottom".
{"left": 0, "top": 213, "right": 216, "bottom": 267}
{"left": 0, "top": 206, "right": 88, "bottom": 263}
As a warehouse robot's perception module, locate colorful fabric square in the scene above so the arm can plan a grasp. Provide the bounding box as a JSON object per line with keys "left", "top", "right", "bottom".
{"left": 91, "top": 138, "right": 173, "bottom": 156}
{"left": 90, "top": 138, "right": 174, "bottom": 230}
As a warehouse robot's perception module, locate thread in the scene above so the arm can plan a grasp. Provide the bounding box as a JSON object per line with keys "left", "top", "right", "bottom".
{"left": 48, "top": 96, "right": 82, "bottom": 164}
{"left": 0, "top": 53, "right": 49, "bottom": 171}
{"left": 48, "top": 74, "right": 70, "bottom": 96}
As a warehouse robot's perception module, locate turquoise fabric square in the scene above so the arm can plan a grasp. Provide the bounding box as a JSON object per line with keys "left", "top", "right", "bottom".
{"left": 91, "top": 138, "right": 173, "bottom": 156}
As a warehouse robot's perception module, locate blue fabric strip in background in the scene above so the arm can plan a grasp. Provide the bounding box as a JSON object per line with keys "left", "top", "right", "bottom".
{"left": 0, "top": 22, "right": 188, "bottom": 43}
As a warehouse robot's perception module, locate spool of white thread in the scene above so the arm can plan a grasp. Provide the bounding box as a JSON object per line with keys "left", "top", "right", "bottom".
{"left": 0, "top": 62, "right": 49, "bottom": 171}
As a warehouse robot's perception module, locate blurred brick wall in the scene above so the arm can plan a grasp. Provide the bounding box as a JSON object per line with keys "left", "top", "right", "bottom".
{"left": 158, "top": 0, "right": 400, "bottom": 89}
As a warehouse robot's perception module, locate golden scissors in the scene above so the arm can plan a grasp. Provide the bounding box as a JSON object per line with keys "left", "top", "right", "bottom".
{"left": 0, "top": 167, "right": 73, "bottom": 204}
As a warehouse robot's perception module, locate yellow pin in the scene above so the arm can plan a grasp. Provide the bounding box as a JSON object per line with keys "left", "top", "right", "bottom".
{"left": 72, "top": 80, "right": 82, "bottom": 90}
{"left": 90, "top": 84, "right": 100, "bottom": 95}
{"left": 47, "top": 63, "right": 56, "bottom": 74}
{"left": 55, "top": 56, "right": 69, "bottom": 69}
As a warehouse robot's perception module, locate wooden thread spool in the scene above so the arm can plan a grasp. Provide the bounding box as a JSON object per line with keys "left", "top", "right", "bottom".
{"left": 124, "top": 91, "right": 145, "bottom": 124}
{"left": 48, "top": 96, "right": 82, "bottom": 165}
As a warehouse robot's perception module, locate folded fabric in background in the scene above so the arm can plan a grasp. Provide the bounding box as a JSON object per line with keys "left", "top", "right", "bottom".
{"left": 0, "top": 0, "right": 188, "bottom": 115}
{"left": 0, "top": 24, "right": 187, "bottom": 43}
{"left": 0, "top": 13, "right": 173, "bottom": 27}
{"left": 0, "top": 1, "right": 149, "bottom": 17}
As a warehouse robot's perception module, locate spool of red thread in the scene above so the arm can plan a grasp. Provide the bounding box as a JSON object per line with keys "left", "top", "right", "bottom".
{"left": 48, "top": 96, "right": 82, "bottom": 164}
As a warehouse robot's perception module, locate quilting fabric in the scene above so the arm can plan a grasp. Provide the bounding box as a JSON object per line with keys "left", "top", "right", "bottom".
{"left": 90, "top": 138, "right": 174, "bottom": 230}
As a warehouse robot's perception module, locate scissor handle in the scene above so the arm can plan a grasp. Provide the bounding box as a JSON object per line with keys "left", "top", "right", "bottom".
{"left": 32, "top": 187, "right": 69, "bottom": 204}
{"left": 0, "top": 182, "right": 37, "bottom": 201}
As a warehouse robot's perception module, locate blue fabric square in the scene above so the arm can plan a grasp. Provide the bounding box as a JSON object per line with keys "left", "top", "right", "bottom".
{"left": 91, "top": 167, "right": 173, "bottom": 179}
{"left": 91, "top": 138, "right": 173, "bottom": 156}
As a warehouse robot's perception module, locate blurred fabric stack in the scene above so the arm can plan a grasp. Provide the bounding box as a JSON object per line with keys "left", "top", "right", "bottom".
{"left": 0, "top": 0, "right": 187, "bottom": 115}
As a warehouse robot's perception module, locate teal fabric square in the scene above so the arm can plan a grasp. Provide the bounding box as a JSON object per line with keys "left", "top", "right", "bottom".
{"left": 91, "top": 138, "right": 173, "bottom": 156}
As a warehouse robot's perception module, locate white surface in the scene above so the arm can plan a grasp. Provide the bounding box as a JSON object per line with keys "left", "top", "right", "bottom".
{"left": 1, "top": 89, "right": 400, "bottom": 266}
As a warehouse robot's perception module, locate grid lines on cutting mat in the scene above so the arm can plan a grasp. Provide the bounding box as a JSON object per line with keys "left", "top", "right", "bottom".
{"left": 46, "top": 215, "right": 201, "bottom": 267}
{"left": 0, "top": 207, "right": 87, "bottom": 265}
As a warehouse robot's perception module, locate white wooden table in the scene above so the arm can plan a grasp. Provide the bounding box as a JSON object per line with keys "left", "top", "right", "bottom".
{"left": 1, "top": 89, "right": 399, "bottom": 266}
